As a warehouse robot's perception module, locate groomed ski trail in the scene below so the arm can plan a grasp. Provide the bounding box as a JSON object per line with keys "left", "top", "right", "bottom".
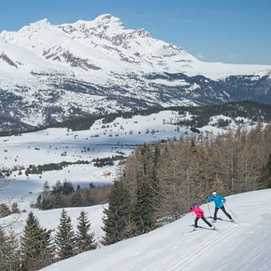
{"left": 42, "top": 189, "right": 271, "bottom": 271}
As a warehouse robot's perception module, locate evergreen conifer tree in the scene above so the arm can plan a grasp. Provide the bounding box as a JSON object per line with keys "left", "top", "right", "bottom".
{"left": 55, "top": 209, "right": 76, "bottom": 260}
{"left": 133, "top": 145, "right": 158, "bottom": 234}
{"left": 0, "top": 227, "right": 20, "bottom": 271}
{"left": 76, "top": 211, "right": 96, "bottom": 253}
{"left": 0, "top": 203, "right": 11, "bottom": 218}
{"left": 134, "top": 177, "right": 156, "bottom": 234}
{"left": 103, "top": 181, "right": 133, "bottom": 245}
{"left": 21, "top": 212, "right": 54, "bottom": 271}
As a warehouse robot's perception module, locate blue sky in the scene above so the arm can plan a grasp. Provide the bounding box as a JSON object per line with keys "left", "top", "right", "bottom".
{"left": 1, "top": 0, "right": 270, "bottom": 64}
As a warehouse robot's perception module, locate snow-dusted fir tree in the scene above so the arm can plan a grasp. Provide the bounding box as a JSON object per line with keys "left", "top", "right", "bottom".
{"left": 76, "top": 211, "right": 97, "bottom": 253}
{"left": 0, "top": 227, "right": 20, "bottom": 271}
{"left": 134, "top": 179, "right": 156, "bottom": 234}
{"left": 103, "top": 181, "right": 133, "bottom": 245}
{"left": 21, "top": 212, "right": 54, "bottom": 271}
{"left": 0, "top": 203, "right": 11, "bottom": 218}
{"left": 133, "top": 144, "right": 159, "bottom": 234}
{"left": 55, "top": 209, "right": 76, "bottom": 260}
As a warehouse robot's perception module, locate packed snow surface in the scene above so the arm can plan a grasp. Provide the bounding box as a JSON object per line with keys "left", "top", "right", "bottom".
{"left": 42, "top": 189, "right": 271, "bottom": 271}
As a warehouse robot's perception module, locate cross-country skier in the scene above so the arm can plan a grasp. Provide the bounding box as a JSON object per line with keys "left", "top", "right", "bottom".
{"left": 207, "top": 192, "right": 233, "bottom": 222}
{"left": 190, "top": 204, "right": 215, "bottom": 229}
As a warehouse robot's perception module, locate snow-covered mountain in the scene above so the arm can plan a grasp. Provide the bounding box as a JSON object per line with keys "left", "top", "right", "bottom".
{"left": 41, "top": 189, "right": 271, "bottom": 271}
{"left": 1, "top": 14, "right": 271, "bottom": 132}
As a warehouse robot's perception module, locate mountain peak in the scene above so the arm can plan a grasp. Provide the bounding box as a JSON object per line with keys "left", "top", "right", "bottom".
{"left": 15, "top": 18, "right": 52, "bottom": 35}
{"left": 93, "top": 13, "right": 122, "bottom": 25}
{"left": 71, "top": 14, "right": 123, "bottom": 29}
{"left": 27, "top": 18, "right": 51, "bottom": 28}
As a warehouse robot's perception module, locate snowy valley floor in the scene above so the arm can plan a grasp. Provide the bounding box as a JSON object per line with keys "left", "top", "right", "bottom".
{"left": 42, "top": 189, "right": 271, "bottom": 271}
{"left": 0, "top": 111, "right": 188, "bottom": 202}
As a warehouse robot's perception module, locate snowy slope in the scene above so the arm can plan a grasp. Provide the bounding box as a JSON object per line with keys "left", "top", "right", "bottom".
{"left": 1, "top": 14, "right": 271, "bottom": 132}
{"left": 42, "top": 189, "right": 271, "bottom": 271}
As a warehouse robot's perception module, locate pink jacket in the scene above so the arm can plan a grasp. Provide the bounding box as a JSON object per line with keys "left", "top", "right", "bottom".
{"left": 191, "top": 206, "right": 204, "bottom": 218}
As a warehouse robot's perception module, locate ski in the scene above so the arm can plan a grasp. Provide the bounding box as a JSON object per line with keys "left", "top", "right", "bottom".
{"left": 189, "top": 225, "right": 217, "bottom": 232}
{"left": 208, "top": 217, "right": 237, "bottom": 224}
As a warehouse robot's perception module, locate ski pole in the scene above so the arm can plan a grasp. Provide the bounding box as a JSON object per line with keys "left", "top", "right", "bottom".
{"left": 207, "top": 202, "right": 212, "bottom": 218}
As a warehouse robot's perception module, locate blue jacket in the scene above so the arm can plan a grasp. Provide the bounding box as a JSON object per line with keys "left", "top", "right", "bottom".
{"left": 207, "top": 194, "right": 225, "bottom": 208}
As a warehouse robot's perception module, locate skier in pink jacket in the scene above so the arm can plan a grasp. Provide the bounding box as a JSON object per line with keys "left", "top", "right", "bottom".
{"left": 190, "top": 204, "right": 214, "bottom": 229}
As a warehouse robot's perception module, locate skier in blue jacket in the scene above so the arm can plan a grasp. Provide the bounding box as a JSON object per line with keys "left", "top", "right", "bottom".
{"left": 207, "top": 192, "right": 233, "bottom": 222}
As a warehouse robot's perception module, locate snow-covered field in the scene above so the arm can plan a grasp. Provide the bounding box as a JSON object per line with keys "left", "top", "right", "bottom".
{"left": 42, "top": 189, "right": 271, "bottom": 271}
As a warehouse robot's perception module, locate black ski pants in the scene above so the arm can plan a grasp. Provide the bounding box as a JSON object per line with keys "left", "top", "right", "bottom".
{"left": 195, "top": 216, "right": 212, "bottom": 228}
{"left": 214, "top": 206, "right": 232, "bottom": 220}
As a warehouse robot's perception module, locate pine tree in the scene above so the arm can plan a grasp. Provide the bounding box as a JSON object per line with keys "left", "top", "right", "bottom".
{"left": 76, "top": 211, "right": 96, "bottom": 253}
{"left": 0, "top": 203, "right": 11, "bottom": 218}
{"left": 0, "top": 227, "right": 20, "bottom": 271}
{"left": 55, "top": 209, "right": 76, "bottom": 260}
{"left": 21, "top": 212, "right": 54, "bottom": 271}
{"left": 133, "top": 145, "right": 158, "bottom": 234}
{"left": 103, "top": 181, "right": 133, "bottom": 245}
{"left": 134, "top": 177, "right": 156, "bottom": 234}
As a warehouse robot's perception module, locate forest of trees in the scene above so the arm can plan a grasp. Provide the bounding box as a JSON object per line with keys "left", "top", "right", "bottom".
{"left": 35, "top": 181, "right": 112, "bottom": 210}
{"left": 103, "top": 124, "right": 271, "bottom": 244}
{"left": 0, "top": 202, "right": 20, "bottom": 218}
{"left": 0, "top": 210, "right": 96, "bottom": 271}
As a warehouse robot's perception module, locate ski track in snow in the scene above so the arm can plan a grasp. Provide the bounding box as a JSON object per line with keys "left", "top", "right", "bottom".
{"left": 41, "top": 189, "right": 271, "bottom": 271}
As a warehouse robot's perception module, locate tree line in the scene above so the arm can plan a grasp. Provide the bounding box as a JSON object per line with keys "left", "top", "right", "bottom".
{"left": 0, "top": 202, "right": 20, "bottom": 218}
{"left": 35, "top": 181, "right": 111, "bottom": 210}
{"left": 103, "top": 123, "right": 271, "bottom": 244}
